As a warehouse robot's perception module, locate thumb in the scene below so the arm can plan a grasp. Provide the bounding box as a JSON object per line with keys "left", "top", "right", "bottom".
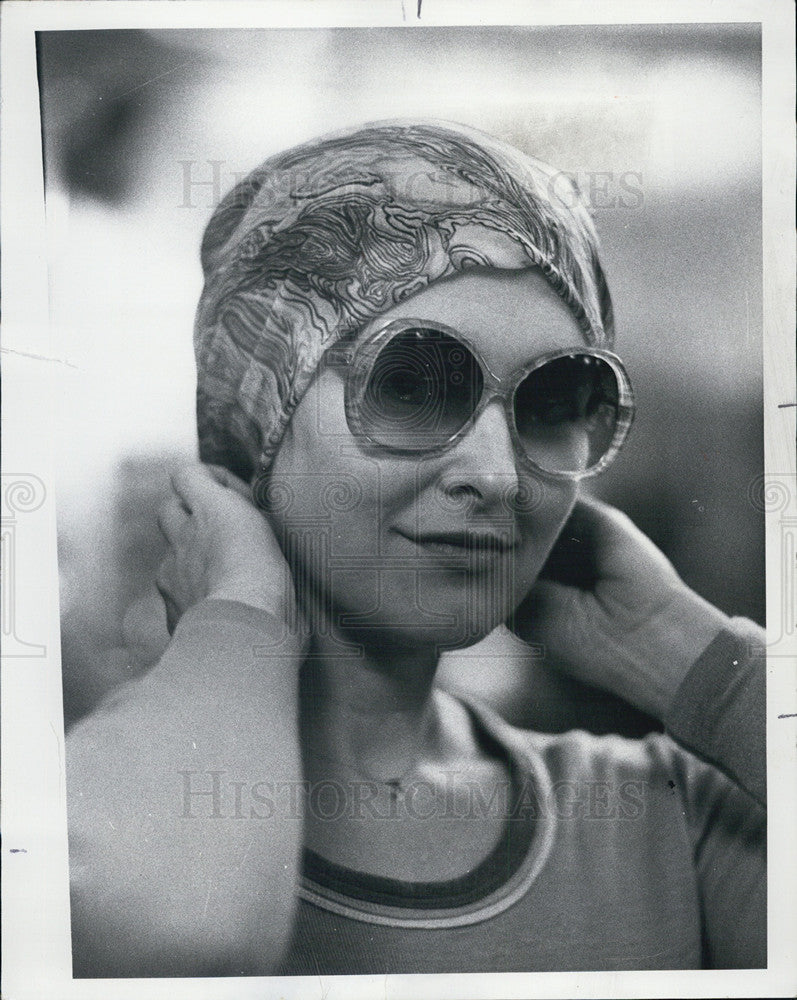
{"left": 511, "top": 578, "right": 580, "bottom": 647}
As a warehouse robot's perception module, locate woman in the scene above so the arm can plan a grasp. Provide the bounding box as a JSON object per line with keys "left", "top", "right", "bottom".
{"left": 66, "top": 121, "right": 765, "bottom": 977}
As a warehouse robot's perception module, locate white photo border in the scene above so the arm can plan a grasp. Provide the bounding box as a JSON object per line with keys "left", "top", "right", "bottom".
{"left": 1, "top": 2, "right": 794, "bottom": 998}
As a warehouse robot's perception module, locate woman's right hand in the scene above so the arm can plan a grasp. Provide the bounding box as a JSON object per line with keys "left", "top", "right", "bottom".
{"left": 73, "top": 461, "right": 304, "bottom": 977}
{"left": 156, "top": 462, "right": 295, "bottom": 633}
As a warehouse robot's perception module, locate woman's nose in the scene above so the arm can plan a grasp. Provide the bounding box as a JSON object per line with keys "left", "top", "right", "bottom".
{"left": 438, "top": 399, "right": 521, "bottom": 513}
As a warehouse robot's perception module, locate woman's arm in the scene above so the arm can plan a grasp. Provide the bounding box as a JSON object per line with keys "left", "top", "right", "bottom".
{"left": 512, "top": 497, "right": 765, "bottom": 800}
{"left": 513, "top": 501, "right": 767, "bottom": 967}
{"left": 665, "top": 615, "right": 765, "bottom": 806}
{"left": 663, "top": 621, "right": 766, "bottom": 967}
{"left": 67, "top": 465, "right": 304, "bottom": 976}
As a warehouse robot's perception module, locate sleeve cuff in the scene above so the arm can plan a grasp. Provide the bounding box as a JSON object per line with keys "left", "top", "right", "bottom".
{"left": 665, "top": 618, "right": 766, "bottom": 806}
{"left": 175, "top": 598, "right": 288, "bottom": 639}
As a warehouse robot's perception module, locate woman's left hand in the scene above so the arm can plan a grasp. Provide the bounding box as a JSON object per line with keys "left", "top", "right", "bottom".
{"left": 511, "top": 497, "right": 731, "bottom": 720}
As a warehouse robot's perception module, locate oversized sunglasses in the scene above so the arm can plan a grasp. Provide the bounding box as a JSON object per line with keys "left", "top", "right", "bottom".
{"left": 324, "top": 318, "right": 635, "bottom": 480}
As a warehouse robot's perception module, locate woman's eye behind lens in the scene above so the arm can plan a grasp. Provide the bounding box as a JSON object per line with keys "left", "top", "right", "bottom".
{"left": 361, "top": 331, "right": 484, "bottom": 442}
{"left": 514, "top": 357, "right": 620, "bottom": 472}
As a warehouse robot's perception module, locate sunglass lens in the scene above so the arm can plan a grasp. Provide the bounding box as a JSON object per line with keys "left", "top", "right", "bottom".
{"left": 514, "top": 355, "right": 621, "bottom": 473}
{"left": 362, "top": 328, "right": 483, "bottom": 447}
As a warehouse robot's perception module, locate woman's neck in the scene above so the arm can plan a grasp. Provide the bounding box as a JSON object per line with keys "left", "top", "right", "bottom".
{"left": 299, "top": 621, "right": 447, "bottom": 787}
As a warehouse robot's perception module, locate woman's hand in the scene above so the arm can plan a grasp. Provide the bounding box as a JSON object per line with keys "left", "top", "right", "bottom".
{"left": 512, "top": 497, "right": 731, "bottom": 720}
{"left": 155, "top": 463, "right": 296, "bottom": 633}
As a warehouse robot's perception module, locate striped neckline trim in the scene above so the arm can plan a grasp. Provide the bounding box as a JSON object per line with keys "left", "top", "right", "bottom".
{"left": 297, "top": 697, "right": 556, "bottom": 928}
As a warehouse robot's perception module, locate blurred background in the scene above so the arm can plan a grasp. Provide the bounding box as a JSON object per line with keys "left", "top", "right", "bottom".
{"left": 37, "top": 24, "right": 764, "bottom": 730}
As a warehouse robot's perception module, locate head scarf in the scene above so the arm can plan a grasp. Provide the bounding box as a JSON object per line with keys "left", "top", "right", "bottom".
{"left": 194, "top": 120, "right": 614, "bottom": 479}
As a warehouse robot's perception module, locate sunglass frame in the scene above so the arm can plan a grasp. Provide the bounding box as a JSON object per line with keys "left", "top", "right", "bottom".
{"left": 324, "top": 317, "right": 635, "bottom": 480}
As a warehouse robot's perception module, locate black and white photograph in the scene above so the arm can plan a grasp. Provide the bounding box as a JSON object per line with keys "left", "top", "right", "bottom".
{"left": 1, "top": 2, "right": 795, "bottom": 997}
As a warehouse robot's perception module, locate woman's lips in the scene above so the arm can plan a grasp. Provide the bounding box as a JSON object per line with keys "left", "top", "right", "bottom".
{"left": 393, "top": 529, "right": 519, "bottom": 559}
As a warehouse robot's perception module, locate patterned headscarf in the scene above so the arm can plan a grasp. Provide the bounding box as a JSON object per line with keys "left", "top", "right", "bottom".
{"left": 194, "top": 120, "right": 614, "bottom": 479}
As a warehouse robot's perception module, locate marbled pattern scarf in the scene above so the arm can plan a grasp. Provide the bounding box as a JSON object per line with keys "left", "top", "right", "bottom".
{"left": 194, "top": 120, "right": 614, "bottom": 479}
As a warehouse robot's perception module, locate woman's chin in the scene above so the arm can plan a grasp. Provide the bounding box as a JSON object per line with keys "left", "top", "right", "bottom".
{"left": 309, "top": 567, "right": 522, "bottom": 651}
{"left": 430, "top": 624, "right": 504, "bottom": 653}
{"left": 333, "top": 609, "right": 509, "bottom": 654}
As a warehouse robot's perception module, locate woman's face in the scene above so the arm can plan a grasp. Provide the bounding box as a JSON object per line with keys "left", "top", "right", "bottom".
{"left": 267, "top": 268, "right": 587, "bottom": 651}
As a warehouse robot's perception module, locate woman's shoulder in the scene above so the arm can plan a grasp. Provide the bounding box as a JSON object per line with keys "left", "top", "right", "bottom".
{"left": 441, "top": 687, "right": 725, "bottom": 800}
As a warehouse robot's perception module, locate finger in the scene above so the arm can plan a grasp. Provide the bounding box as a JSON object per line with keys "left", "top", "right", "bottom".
{"left": 558, "top": 497, "right": 677, "bottom": 583}
{"left": 204, "top": 463, "right": 252, "bottom": 500}
{"left": 559, "top": 496, "right": 620, "bottom": 546}
{"left": 559, "top": 498, "right": 643, "bottom": 563}
{"left": 539, "top": 499, "right": 630, "bottom": 588}
{"left": 171, "top": 462, "right": 252, "bottom": 513}
{"left": 540, "top": 520, "right": 598, "bottom": 588}
{"left": 122, "top": 589, "right": 170, "bottom": 664}
{"left": 154, "top": 556, "right": 173, "bottom": 601}
{"left": 161, "top": 593, "right": 180, "bottom": 635}
{"left": 169, "top": 463, "right": 216, "bottom": 512}
{"left": 510, "top": 577, "right": 577, "bottom": 643}
{"left": 154, "top": 562, "right": 181, "bottom": 635}
{"left": 156, "top": 495, "right": 191, "bottom": 544}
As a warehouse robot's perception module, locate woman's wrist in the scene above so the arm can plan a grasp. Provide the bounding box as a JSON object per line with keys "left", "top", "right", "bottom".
{"left": 163, "top": 595, "right": 305, "bottom": 697}
{"left": 198, "top": 592, "right": 305, "bottom": 664}
{"left": 206, "top": 577, "right": 296, "bottom": 626}
{"left": 623, "top": 587, "right": 731, "bottom": 720}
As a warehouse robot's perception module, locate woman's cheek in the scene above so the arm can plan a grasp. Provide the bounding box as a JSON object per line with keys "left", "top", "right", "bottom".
{"left": 513, "top": 481, "right": 579, "bottom": 580}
